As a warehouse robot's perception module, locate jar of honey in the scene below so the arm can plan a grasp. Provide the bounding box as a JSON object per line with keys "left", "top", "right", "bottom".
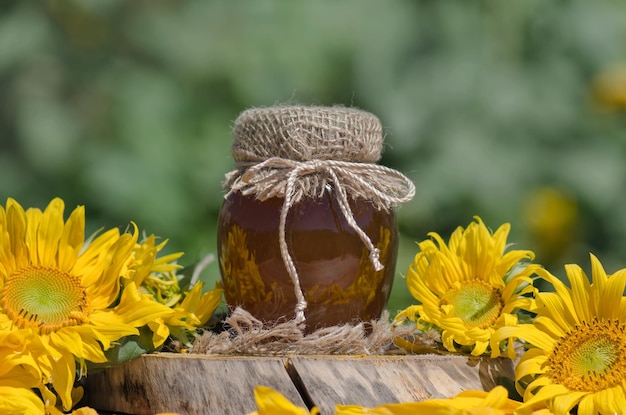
{"left": 217, "top": 106, "right": 414, "bottom": 332}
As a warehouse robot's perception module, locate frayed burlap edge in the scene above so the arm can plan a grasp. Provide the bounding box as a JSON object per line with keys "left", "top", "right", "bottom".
{"left": 190, "top": 307, "right": 439, "bottom": 356}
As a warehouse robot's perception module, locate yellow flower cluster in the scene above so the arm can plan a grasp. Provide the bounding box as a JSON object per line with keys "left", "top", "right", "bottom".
{"left": 3, "top": 199, "right": 626, "bottom": 415}
{"left": 390, "top": 216, "right": 626, "bottom": 415}
{"left": 0, "top": 198, "right": 222, "bottom": 414}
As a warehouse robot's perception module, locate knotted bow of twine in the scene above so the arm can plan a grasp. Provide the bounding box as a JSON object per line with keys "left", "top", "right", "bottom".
{"left": 225, "top": 157, "right": 415, "bottom": 326}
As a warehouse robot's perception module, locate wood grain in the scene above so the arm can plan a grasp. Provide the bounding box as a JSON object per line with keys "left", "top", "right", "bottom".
{"left": 84, "top": 354, "right": 304, "bottom": 415}
{"left": 84, "top": 353, "right": 515, "bottom": 415}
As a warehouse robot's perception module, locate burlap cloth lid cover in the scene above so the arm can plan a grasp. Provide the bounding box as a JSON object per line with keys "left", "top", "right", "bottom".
{"left": 232, "top": 106, "right": 383, "bottom": 163}
{"left": 225, "top": 105, "right": 415, "bottom": 211}
{"left": 224, "top": 105, "right": 415, "bottom": 324}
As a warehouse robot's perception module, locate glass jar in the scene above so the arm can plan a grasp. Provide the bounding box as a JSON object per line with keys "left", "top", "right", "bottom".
{"left": 217, "top": 105, "right": 414, "bottom": 332}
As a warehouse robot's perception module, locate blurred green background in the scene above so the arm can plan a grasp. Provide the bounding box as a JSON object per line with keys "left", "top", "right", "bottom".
{"left": 2, "top": 0, "right": 626, "bottom": 314}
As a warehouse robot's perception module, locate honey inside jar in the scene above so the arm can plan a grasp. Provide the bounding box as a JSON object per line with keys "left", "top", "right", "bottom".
{"left": 217, "top": 187, "right": 398, "bottom": 332}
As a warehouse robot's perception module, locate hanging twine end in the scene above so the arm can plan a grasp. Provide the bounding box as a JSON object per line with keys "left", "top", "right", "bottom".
{"left": 370, "top": 248, "right": 384, "bottom": 272}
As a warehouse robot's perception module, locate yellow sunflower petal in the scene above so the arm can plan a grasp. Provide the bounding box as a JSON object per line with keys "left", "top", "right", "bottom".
{"left": 94, "top": 228, "right": 139, "bottom": 301}
{"left": 76, "top": 228, "right": 133, "bottom": 309}
{"left": 498, "top": 250, "right": 535, "bottom": 280}
{"left": 589, "top": 253, "right": 607, "bottom": 290}
{"left": 45, "top": 346, "right": 76, "bottom": 410}
{"left": 38, "top": 198, "right": 67, "bottom": 268}
{"left": 532, "top": 316, "right": 566, "bottom": 339}
{"left": 598, "top": 266, "right": 626, "bottom": 320}
{"left": 113, "top": 282, "right": 175, "bottom": 327}
{"left": 5, "top": 199, "right": 28, "bottom": 272}
{"left": 250, "top": 386, "right": 318, "bottom": 415}
{"left": 514, "top": 349, "right": 549, "bottom": 379}
{"left": 469, "top": 385, "right": 520, "bottom": 411}
{"left": 535, "top": 268, "right": 579, "bottom": 326}
{"left": 189, "top": 282, "right": 224, "bottom": 326}
{"left": 51, "top": 329, "right": 106, "bottom": 365}
{"left": 73, "top": 228, "right": 120, "bottom": 278}
{"left": 74, "top": 315, "right": 139, "bottom": 350}
{"left": 551, "top": 390, "right": 588, "bottom": 415}
{"left": 24, "top": 206, "right": 43, "bottom": 265}
{"left": 404, "top": 269, "right": 440, "bottom": 319}
{"left": 70, "top": 408, "right": 100, "bottom": 415}
{"left": 42, "top": 385, "right": 100, "bottom": 415}
{"left": 592, "top": 386, "right": 625, "bottom": 415}
{"left": 491, "top": 325, "right": 554, "bottom": 357}
{"left": 340, "top": 386, "right": 521, "bottom": 414}
{"left": 392, "top": 305, "right": 421, "bottom": 325}
{"left": 532, "top": 292, "right": 573, "bottom": 334}
{"left": 0, "top": 385, "right": 44, "bottom": 415}
{"left": 147, "top": 319, "right": 171, "bottom": 347}
{"left": 57, "top": 205, "right": 85, "bottom": 271}
{"left": 519, "top": 384, "right": 572, "bottom": 411}
{"left": 566, "top": 263, "right": 592, "bottom": 322}
{"left": 576, "top": 394, "right": 595, "bottom": 415}
{"left": 332, "top": 405, "right": 380, "bottom": 414}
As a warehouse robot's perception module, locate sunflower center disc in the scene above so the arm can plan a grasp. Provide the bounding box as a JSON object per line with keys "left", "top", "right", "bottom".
{"left": 1, "top": 265, "right": 89, "bottom": 334}
{"left": 549, "top": 318, "right": 626, "bottom": 391}
{"left": 441, "top": 280, "right": 503, "bottom": 329}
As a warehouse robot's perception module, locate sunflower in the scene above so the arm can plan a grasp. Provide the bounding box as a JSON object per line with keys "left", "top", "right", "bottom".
{"left": 0, "top": 198, "right": 175, "bottom": 410}
{"left": 129, "top": 235, "right": 224, "bottom": 347}
{"left": 335, "top": 386, "right": 526, "bottom": 414}
{"left": 394, "top": 216, "right": 537, "bottom": 357}
{"left": 247, "top": 385, "right": 319, "bottom": 415}
{"left": 492, "top": 254, "right": 626, "bottom": 415}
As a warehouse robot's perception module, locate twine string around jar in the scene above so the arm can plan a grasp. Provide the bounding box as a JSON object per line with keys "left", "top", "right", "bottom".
{"left": 230, "top": 156, "right": 416, "bottom": 325}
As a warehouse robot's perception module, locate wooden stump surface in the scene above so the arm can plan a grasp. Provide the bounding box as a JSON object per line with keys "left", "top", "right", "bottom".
{"left": 84, "top": 353, "right": 515, "bottom": 415}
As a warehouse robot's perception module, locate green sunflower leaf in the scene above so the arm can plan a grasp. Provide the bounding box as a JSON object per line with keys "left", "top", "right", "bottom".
{"left": 86, "top": 325, "right": 157, "bottom": 372}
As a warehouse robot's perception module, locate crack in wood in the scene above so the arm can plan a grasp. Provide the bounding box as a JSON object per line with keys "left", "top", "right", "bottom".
{"left": 285, "top": 357, "right": 318, "bottom": 413}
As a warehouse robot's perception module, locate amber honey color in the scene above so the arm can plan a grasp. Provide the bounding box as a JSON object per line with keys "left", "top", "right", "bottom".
{"left": 217, "top": 188, "right": 398, "bottom": 331}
